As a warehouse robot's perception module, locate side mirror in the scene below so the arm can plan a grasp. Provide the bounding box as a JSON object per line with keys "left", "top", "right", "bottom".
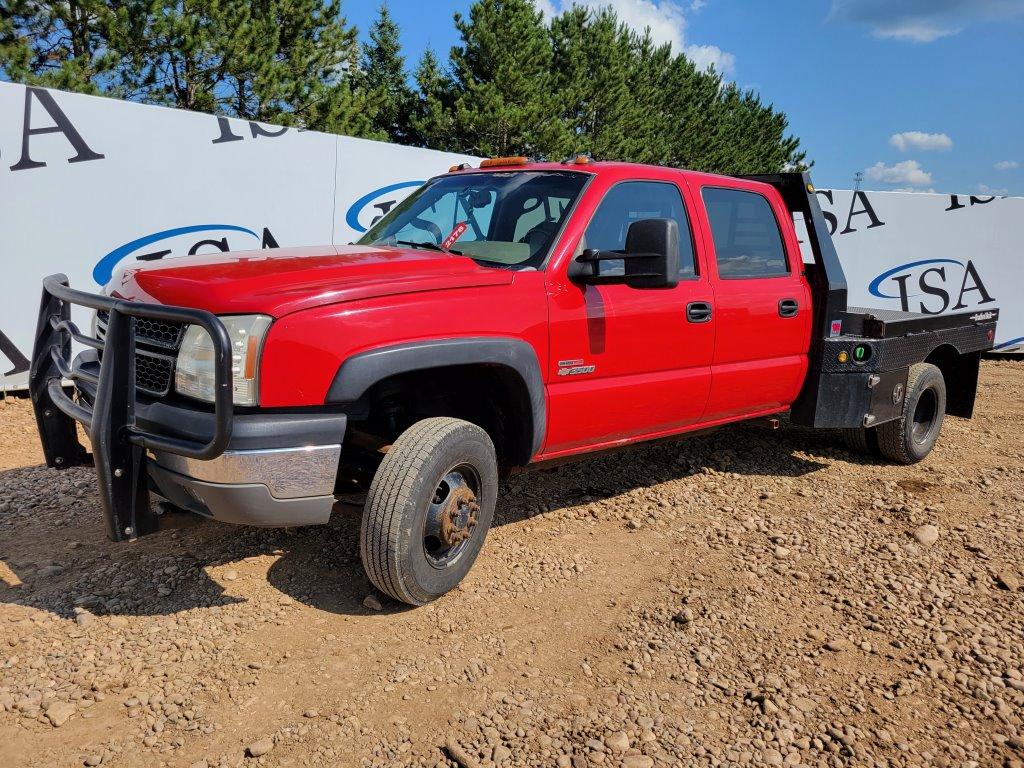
{"left": 570, "top": 218, "right": 680, "bottom": 289}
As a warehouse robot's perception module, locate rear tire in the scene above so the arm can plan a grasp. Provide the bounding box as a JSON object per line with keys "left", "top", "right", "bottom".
{"left": 360, "top": 417, "right": 497, "bottom": 606}
{"left": 839, "top": 426, "right": 879, "bottom": 456}
{"left": 876, "top": 363, "right": 946, "bottom": 465}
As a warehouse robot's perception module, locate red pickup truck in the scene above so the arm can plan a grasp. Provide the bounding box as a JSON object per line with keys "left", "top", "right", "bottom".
{"left": 31, "top": 159, "right": 997, "bottom": 605}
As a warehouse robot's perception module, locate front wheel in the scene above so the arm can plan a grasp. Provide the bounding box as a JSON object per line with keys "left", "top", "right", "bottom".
{"left": 876, "top": 363, "right": 946, "bottom": 464}
{"left": 360, "top": 417, "right": 497, "bottom": 605}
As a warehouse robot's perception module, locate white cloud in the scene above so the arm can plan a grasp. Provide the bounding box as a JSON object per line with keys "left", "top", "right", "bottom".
{"left": 534, "top": 0, "right": 558, "bottom": 19}
{"left": 684, "top": 44, "right": 735, "bottom": 74}
{"left": 830, "top": 0, "right": 1024, "bottom": 43}
{"left": 976, "top": 183, "right": 1009, "bottom": 196}
{"left": 537, "top": 0, "right": 735, "bottom": 74}
{"left": 889, "top": 131, "right": 953, "bottom": 152}
{"left": 865, "top": 160, "right": 933, "bottom": 186}
{"left": 995, "top": 160, "right": 1020, "bottom": 170}
{"left": 891, "top": 187, "right": 938, "bottom": 193}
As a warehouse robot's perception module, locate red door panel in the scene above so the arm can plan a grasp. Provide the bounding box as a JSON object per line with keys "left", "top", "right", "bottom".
{"left": 542, "top": 173, "right": 714, "bottom": 458}
{"left": 689, "top": 180, "right": 812, "bottom": 421}
{"left": 701, "top": 278, "right": 809, "bottom": 419}
{"left": 544, "top": 280, "right": 714, "bottom": 454}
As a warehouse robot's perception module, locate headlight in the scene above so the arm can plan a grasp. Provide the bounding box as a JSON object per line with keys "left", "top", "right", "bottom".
{"left": 175, "top": 315, "right": 272, "bottom": 406}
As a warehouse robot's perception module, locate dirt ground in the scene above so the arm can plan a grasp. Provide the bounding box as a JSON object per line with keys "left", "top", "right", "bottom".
{"left": 1, "top": 359, "right": 1022, "bottom": 768}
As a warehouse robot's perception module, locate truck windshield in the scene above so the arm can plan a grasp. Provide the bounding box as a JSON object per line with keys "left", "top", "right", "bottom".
{"left": 358, "top": 171, "right": 588, "bottom": 270}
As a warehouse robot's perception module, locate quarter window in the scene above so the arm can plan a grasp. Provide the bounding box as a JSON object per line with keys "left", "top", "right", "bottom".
{"left": 583, "top": 181, "right": 697, "bottom": 277}
{"left": 701, "top": 187, "right": 789, "bottom": 278}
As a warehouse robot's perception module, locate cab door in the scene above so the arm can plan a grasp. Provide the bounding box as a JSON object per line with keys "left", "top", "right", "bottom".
{"left": 692, "top": 182, "right": 811, "bottom": 421}
{"left": 542, "top": 175, "right": 715, "bottom": 457}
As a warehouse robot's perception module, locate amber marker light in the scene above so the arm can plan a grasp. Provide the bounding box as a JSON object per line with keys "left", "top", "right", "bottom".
{"left": 480, "top": 156, "right": 528, "bottom": 168}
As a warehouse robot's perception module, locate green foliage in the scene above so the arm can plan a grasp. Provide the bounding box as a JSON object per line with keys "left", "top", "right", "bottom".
{"left": 0, "top": 0, "right": 120, "bottom": 94}
{"left": 359, "top": 3, "right": 414, "bottom": 142}
{"left": 446, "top": 0, "right": 568, "bottom": 157}
{"left": 0, "top": 0, "right": 808, "bottom": 172}
{"left": 408, "top": 48, "right": 456, "bottom": 150}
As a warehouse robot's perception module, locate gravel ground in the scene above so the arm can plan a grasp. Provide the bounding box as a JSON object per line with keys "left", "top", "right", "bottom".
{"left": 1, "top": 359, "right": 1022, "bottom": 768}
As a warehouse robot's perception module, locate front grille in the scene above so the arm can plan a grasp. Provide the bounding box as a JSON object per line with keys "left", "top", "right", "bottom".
{"left": 135, "top": 352, "right": 176, "bottom": 396}
{"left": 95, "top": 310, "right": 186, "bottom": 397}
{"left": 96, "top": 310, "right": 185, "bottom": 349}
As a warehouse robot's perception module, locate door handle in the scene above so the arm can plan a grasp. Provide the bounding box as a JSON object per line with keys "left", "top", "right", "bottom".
{"left": 778, "top": 298, "right": 799, "bottom": 318}
{"left": 686, "top": 301, "right": 713, "bottom": 323}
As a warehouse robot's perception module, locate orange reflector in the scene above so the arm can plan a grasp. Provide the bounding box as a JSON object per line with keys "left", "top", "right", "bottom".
{"left": 448, "top": 162, "right": 471, "bottom": 172}
{"left": 245, "top": 334, "right": 259, "bottom": 379}
{"left": 480, "top": 156, "right": 528, "bottom": 168}
{"left": 572, "top": 155, "right": 591, "bottom": 165}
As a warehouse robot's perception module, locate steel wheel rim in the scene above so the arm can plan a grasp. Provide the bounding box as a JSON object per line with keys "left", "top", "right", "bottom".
{"left": 911, "top": 387, "right": 938, "bottom": 444}
{"left": 423, "top": 464, "right": 481, "bottom": 569}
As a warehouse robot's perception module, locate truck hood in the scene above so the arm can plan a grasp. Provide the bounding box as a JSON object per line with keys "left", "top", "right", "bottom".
{"left": 111, "top": 244, "right": 515, "bottom": 316}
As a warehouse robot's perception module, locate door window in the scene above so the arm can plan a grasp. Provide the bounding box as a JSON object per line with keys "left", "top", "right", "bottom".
{"left": 583, "top": 181, "right": 697, "bottom": 277}
{"left": 701, "top": 187, "right": 789, "bottom": 278}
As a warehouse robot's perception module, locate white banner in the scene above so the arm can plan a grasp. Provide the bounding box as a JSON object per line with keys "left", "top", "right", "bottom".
{"left": 0, "top": 82, "right": 1020, "bottom": 392}
{"left": 811, "top": 188, "right": 1021, "bottom": 354}
{"left": 0, "top": 82, "right": 474, "bottom": 390}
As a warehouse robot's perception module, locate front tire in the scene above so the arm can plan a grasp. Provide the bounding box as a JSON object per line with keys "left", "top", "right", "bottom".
{"left": 876, "top": 363, "right": 946, "bottom": 464}
{"left": 360, "top": 417, "right": 497, "bottom": 605}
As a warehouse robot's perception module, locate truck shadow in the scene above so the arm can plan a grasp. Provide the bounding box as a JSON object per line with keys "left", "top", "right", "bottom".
{"left": 0, "top": 421, "right": 841, "bottom": 621}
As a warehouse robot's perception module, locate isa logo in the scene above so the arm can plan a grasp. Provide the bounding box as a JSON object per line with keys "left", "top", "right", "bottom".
{"left": 868, "top": 258, "right": 995, "bottom": 315}
{"left": 344, "top": 181, "right": 423, "bottom": 234}
{"left": 93, "top": 224, "right": 279, "bottom": 285}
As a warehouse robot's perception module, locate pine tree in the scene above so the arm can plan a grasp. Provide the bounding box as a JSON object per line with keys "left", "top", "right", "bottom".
{"left": 359, "top": 3, "right": 414, "bottom": 143}
{"left": 448, "top": 0, "right": 567, "bottom": 157}
{"left": 550, "top": 7, "right": 640, "bottom": 161}
{"left": 660, "top": 53, "right": 726, "bottom": 171}
{"left": 408, "top": 48, "right": 455, "bottom": 150}
{"left": 0, "top": 0, "right": 120, "bottom": 94}
{"left": 1, "top": 0, "right": 809, "bottom": 171}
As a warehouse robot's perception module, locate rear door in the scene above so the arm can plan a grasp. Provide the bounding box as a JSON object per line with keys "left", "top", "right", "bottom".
{"left": 692, "top": 182, "right": 811, "bottom": 421}
{"left": 543, "top": 174, "right": 715, "bottom": 456}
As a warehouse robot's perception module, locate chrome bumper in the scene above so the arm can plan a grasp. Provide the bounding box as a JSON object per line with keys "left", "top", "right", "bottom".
{"left": 148, "top": 444, "right": 341, "bottom": 527}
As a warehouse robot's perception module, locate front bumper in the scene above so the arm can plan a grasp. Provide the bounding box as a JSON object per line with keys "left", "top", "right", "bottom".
{"left": 29, "top": 275, "right": 345, "bottom": 540}
{"left": 149, "top": 443, "right": 342, "bottom": 527}
{"left": 81, "top": 370, "right": 347, "bottom": 527}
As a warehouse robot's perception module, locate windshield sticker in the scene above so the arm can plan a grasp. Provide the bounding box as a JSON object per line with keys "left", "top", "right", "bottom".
{"left": 442, "top": 222, "right": 469, "bottom": 251}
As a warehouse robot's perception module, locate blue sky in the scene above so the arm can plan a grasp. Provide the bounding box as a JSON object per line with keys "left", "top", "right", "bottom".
{"left": 347, "top": 0, "right": 1024, "bottom": 196}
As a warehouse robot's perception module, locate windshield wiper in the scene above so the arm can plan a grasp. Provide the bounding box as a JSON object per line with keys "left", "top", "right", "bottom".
{"left": 393, "top": 239, "right": 463, "bottom": 256}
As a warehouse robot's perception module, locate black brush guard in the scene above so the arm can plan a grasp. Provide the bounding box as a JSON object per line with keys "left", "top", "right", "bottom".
{"left": 29, "top": 274, "right": 234, "bottom": 542}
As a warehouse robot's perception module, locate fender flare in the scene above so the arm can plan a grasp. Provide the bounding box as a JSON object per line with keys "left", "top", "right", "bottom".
{"left": 326, "top": 337, "right": 546, "bottom": 458}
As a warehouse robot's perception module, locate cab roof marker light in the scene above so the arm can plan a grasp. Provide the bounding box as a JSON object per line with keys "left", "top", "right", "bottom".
{"left": 565, "top": 153, "right": 593, "bottom": 165}
{"left": 479, "top": 156, "right": 528, "bottom": 168}
{"left": 448, "top": 162, "right": 472, "bottom": 172}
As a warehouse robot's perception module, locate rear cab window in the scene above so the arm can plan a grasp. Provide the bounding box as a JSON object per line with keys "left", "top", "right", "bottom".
{"left": 701, "top": 187, "right": 789, "bottom": 279}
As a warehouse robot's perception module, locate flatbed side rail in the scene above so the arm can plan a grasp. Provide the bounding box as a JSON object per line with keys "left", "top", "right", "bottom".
{"left": 28, "top": 273, "right": 233, "bottom": 541}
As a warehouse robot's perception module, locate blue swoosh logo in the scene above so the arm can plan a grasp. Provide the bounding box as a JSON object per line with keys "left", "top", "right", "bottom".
{"left": 345, "top": 181, "right": 424, "bottom": 233}
{"left": 994, "top": 336, "right": 1023, "bottom": 351}
{"left": 93, "top": 224, "right": 259, "bottom": 285}
{"left": 868, "top": 259, "right": 963, "bottom": 300}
